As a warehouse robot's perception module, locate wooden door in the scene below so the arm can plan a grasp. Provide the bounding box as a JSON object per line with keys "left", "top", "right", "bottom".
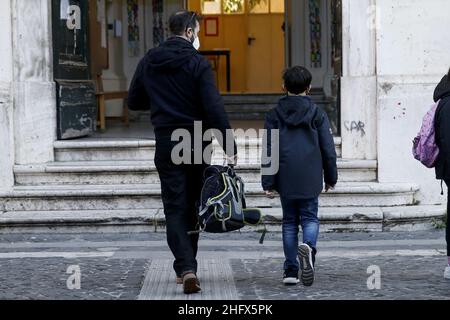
{"left": 89, "top": 0, "right": 109, "bottom": 76}
{"left": 52, "top": 0, "right": 96, "bottom": 140}
{"left": 188, "top": 0, "right": 286, "bottom": 93}
{"left": 246, "top": 14, "right": 272, "bottom": 92}
{"left": 246, "top": 12, "right": 285, "bottom": 93}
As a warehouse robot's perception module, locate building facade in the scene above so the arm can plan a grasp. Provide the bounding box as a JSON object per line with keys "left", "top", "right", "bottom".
{"left": 0, "top": 0, "right": 449, "bottom": 228}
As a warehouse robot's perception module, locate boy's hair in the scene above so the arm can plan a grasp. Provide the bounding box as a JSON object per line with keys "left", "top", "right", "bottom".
{"left": 447, "top": 67, "right": 450, "bottom": 80}
{"left": 169, "top": 10, "right": 202, "bottom": 36}
{"left": 283, "top": 66, "right": 312, "bottom": 95}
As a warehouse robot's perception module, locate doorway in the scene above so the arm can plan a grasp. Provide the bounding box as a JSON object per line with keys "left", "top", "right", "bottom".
{"left": 52, "top": 0, "right": 341, "bottom": 141}
{"left": 289, "top": 0, "right": 342, "bottom": 135}
{"left": 188, "top": 0, "right": 286, "bottom": 93}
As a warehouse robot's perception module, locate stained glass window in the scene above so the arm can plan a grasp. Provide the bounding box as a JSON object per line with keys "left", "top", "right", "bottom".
{"left": 223, "top": 0, "right": 245, "bottom": 14}
{"left": 152, "top": 0, "right": 164, "bottom": 47}
{"left": 248, "top": 0, "right": 269, "bottom": 14}
{"left": 201, "top": 0, "right": 222, "bottom": 14}
{"left": 128, "top": 0, "right": 140, "bottom": 56}
{"left": 270, "top": 0, "right": 284, "bottom": 13}
{"left": 309, "top": 0, "right": 322, "bottom": 68}
{"left": 199, "top": 0, "right": 283, "bottom": 15}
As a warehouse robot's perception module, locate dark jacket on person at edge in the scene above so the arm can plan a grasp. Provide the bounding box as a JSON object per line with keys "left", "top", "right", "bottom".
{"left": 127, "top": 36, "right": 236, "bottom": 155}
{"left": 262, "top": 95, "right": 338, "bottom": 199}
{"left": 434, "top": 74, "right": 450, "bottom": 181}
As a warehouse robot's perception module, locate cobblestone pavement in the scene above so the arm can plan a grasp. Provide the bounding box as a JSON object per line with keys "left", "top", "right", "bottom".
{"left": 0, "top": 258, "right": 147, "bottom": 300}
{"left": 0, "top": 228, "right": 449, "bottom": 300}
{"left": 231, "top": 256, "right": 450, "bottom": 300}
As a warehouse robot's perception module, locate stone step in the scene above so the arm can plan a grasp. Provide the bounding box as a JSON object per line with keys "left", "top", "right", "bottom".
{"left": 54, "top": 137, "right": 343, "bottom": 161}
{"left": 223, "top": 92, "right": 337, "bottom": 127}
{"left": 0, "top": 205, "right": 444, "bottom": 232}
{"left": 0, "top": 182, "right": 419, "bottom": 212}
{"left": 13, "top": 159, "right": 377, "bottom": 186}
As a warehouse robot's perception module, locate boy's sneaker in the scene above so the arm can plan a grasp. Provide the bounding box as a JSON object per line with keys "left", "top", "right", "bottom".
{"left": 444, "top": 266, "right": 450, "bottom": 280}
{"left": 298, "top": 243, "right": 315, "bottom": 287}
{"left": 283, "top": 270, "right": 300, "bottom": 285}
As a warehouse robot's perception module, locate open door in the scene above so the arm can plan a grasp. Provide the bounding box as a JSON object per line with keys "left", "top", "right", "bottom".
{"left": 188, "top": 0, "right": 286, "bottom": 93}
{"left": 246, "top": 0, "right": 285, "bottom": 93}
{"left": 52, "top": 0, "right": 96, "bottom": 140}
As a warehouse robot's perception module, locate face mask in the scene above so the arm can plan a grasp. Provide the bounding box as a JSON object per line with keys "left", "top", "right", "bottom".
{"left": 187, "top": 27, "right": 200, "bottom": 50}
{"left": 192, "top": 36, "right": 200, "bottom": 50}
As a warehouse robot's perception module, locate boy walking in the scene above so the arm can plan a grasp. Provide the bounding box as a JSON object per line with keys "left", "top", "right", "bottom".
{"left": 262, "top": 66, "right": 338, "bottom": 286}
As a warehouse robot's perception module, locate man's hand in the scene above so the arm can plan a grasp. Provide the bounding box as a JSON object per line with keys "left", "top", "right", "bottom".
{"left": 325, "top": 184, "right": 336, "bottom": 192}
{"left": 227, "top": 154, "right": 238, "bottom": 166}
{"left": 265, "top": 190, "right": 277, "bottom": 199}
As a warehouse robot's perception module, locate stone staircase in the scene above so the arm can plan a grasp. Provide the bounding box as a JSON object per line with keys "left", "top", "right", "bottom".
{"left": 223, "top": 91, "right": 339, "bottom": 134}
{"left": 0, "top": 137, "right": 445, "bottom": 232}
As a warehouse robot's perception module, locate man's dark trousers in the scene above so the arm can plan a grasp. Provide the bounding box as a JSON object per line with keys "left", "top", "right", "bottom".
{"left": 154, "top": 132, "right": 210, "bottom": 277}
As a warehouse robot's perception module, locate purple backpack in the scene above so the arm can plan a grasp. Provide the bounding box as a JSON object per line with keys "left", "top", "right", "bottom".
{"left": 412, "top": 100, "right": 440, "bottom": 168}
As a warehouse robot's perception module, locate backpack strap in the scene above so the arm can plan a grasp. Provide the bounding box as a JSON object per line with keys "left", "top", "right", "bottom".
{"left": 235, "top": 175, "right": 247, "bottom": 209}
{"left": 259, "top": 225, "right": 268, "bottom": 244}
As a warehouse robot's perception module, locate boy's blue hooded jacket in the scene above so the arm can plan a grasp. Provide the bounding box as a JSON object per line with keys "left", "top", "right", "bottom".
{"left": 262, "top": 95, "right": 338, "bottom": 199}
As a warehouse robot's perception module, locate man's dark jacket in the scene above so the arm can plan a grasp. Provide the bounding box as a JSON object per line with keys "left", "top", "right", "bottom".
{"left": 127, "top": 36, "right": 235, "bottom": 155}
{"left": 434, "top": 74, "right": 450, "bottom": 181}
{"left": 262, "top": 95, "right": 338, "bottom": 199}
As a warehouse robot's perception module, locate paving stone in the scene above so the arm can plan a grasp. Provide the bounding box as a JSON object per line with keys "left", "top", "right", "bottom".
{"left": 0, "top": 229, "right": 448, "bottom": 300}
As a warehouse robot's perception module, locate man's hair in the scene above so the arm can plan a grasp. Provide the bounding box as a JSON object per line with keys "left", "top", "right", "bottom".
{"left": 282, "top": 66, "right": 312, "bottom": 95}
{"left": 447, "top": 67, "right": 450, "bottom": 80}
{"left": 169, "top": 10, "right": 202, "bottom": 36}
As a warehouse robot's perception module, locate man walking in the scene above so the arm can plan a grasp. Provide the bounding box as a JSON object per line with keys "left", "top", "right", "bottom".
{"left": 127, "top": 10, "right": 237, "bottom": 294}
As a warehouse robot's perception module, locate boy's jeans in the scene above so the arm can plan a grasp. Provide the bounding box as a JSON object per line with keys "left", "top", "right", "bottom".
{"left": 281, "top": 197, "right": 319, "bottom": 272}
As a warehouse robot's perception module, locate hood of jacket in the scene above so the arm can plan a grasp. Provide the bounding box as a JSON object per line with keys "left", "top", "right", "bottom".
{"left": 434, "top": 75, "right": 450, "bottom": 102}
{"left": 146, "top": 36, "right": 197, "bottom": 72}
{"left": 275, "top": 95, "right": 317, "bottom": 127}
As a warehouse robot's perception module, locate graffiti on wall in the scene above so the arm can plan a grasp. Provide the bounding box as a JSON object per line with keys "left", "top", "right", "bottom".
{"left": 344, "top": 121, "right": 366, "bottom": 138}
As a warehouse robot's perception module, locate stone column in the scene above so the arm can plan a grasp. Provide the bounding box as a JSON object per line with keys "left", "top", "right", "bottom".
{"left": 340, "top": 0, "right": 377, "bottom": 160}
{"left": 12, "top": 0, "right": 56, "bottom": 165}
{"left": 0, "top": 0, "right": 14, "bottom": 191}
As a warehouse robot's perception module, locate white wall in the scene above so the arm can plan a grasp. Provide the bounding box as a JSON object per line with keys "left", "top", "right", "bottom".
{"left": 376, "top": 0, "right": 450, "bottom": 204}
{"left": 0, "top": 0, "right": 14, "bottom": 191}
{"left": 12, "top": 0, "right": 56, "bottom": 165}
{"left": 340, "top": 0, "right": 377, "bottom": 160}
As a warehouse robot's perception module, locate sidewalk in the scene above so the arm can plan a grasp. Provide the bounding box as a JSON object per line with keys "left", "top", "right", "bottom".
{"left": 0, "top": 229, "right": 449, "bottom": 300}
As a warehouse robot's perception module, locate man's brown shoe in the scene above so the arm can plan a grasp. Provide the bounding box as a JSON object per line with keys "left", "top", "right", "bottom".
{"left": 182, "top": 272, "right": 201, "bottom": 294}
